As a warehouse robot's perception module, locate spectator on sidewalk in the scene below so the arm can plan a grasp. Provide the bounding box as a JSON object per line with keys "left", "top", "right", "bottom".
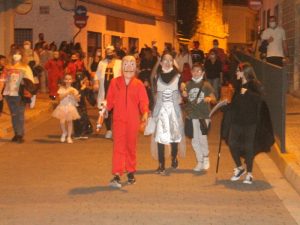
{"left": 0, "top": 48, "right": 34, "bottom": 143}
{"left": 175, "top": 44, "right": 193, "bottom": 82}
{"left": 261, "top": 16, "right": 289, "bottom": 67}
{"left": 191, "top": 41, "right": 205, "bottom": 64}
{"left": 225, "top": 62, "right": 274, "bottom": 184}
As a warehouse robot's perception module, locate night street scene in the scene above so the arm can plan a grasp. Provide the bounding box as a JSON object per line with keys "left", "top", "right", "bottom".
{"left": 1, "top": 0, "right": 300, "bottom": 224}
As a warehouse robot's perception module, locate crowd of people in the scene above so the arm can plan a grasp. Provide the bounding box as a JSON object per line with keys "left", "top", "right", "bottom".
{"left": 0, "top": 33, "right": 274, "bottom": 187}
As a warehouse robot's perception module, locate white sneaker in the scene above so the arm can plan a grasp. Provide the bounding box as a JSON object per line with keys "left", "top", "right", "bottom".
{"left": 105, "top": 130, "right": 112, "bottom": 139}
{"left": 67, "top": 137, "right": 73, "bottom": 144}
{"left": 230, "top": 167, "right": 246, "bottom": 181}
{"left": 243, "top": 173, "right": 253, "bottom": 184}
{"left": 193, "top": 162, "right": 204, "bottom": 172}
{"left": 60, "top": 133, "right": 67, "bottom": 143}
{"left": 203, "top": 157, "right": 210, "bottom": 170}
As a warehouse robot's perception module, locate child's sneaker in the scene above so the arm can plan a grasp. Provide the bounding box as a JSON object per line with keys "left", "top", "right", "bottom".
{"left": 203, "top": 157, "right": 210, "bottom": 170}
{"left": 60, "top": 133, "right": 67, "bottom": 143}
{"left": 67, "top": 137, "right": 73, "bottom": 144}
{"left": 109, "top": 175, "right": 122, "bottom": 188}
{"left": 105, "top": 130, "right": 112, "bottom": 139}
{"left": 193, "top": 162, "right": 204, "bottom": 172}
{"left": 171, "top": 158, "right": 178, "bottom": 169}
{"left": 243, "top": 173, "right": 253, "bottom": 184}
{"left": 230, "top": 167, "right": 246, "bottom": 181}
{"left": 127, "top": 173, "right": 136, "bottom": 185}
{"left": 155, "top": 166, "right": 166, "bottom": 175}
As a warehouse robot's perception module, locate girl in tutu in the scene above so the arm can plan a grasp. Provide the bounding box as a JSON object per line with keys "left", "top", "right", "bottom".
{"left": 52, "top": 74, "right": 80, "bottom": 143}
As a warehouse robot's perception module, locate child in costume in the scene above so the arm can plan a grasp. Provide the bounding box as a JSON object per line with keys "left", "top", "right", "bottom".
{"left": 52, "top": 74, "right": 80, "bottom": 144}
{"left": 182, "top": 63, "right": 216, "bottom": 171}
{"left": 151, "top": 53, "right": 186, "bottom": 175}
{"left": 106, "top": 55, "right": 149, "bottom": 188}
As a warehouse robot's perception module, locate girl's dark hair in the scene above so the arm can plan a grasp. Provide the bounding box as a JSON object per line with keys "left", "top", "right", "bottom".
{"left": 238, "top": 62, "right": 263, "bottom": 95}
{"left": 156, "top": 52, "right": 179, "bottom": 75}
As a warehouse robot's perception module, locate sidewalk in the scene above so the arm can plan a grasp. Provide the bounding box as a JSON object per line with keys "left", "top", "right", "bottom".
{"left": 0, "top": 94, "right": 53, "bottom": 138}
{"left": 269, "top": 94, "right": 300, "bottom": 195}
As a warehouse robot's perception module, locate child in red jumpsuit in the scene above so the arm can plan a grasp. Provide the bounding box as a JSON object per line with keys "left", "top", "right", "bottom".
{"left": 44, "top": 51, "right": 64, "bottom": 100}
{"left": 106, "top": 55, "right": 149, "bottom": 188}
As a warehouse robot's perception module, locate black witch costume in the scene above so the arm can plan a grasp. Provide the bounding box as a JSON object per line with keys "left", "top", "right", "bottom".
{"left": 72, "top": 69, "right": 96, "bottom": 138}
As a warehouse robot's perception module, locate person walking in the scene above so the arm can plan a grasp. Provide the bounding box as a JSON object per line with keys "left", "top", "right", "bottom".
{"left": 106, "top": 56, "right": 149, "bottom": 188}
{"left": 182, "top": 63, "right": 216, "bottom": 171}
{"left": 261, "top": 16, "right": 289, "bottom": 67}
{"left": 225, "top": 62, "right": 274, "bottom": 184}
{"left": 52, "top": 74, "right": 80, "bottom": 144}
{"left": 0, "top": 48, "right": 35, "bottom": 143}
{"left": 94, "top": 45, "right": 122, "bottom": 139}
{"left": 44, "top": 51, "right": 65, "bottom": 100}
{"left": 151, "top": 53, "right": 186, "bottom": 175}
{"left": 204, "top": 50, "right": 222, "bottom": 100}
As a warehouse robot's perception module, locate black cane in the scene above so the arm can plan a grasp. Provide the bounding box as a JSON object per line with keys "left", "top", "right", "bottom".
{"left": 216, "top": 134, "right": 222, "bottom": 173}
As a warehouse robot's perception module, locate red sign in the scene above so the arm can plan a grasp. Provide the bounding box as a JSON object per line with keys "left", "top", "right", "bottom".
{"left": 248, "top": 0, "right": 262, "bottom": 11}
{"left": 74, "top": 15, "right": 88, "bottom": 29}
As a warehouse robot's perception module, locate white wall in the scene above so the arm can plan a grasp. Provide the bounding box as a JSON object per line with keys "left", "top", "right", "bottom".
{"left": 14, "top": 0, "right": 175, "bottom": 54}
{"left": 15, "top": 0, "right": 74, "bottom": 46}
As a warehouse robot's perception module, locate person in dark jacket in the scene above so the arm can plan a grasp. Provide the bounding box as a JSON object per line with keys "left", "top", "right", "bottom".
{"left": 225, "top": 62, "right": 274, "bottom": 184}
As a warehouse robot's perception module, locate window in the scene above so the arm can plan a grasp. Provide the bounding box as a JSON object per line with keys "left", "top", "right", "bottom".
{"left": 262, "top": 10, "right": 266, "bottom": 30}
{"left": 87, "top": 31, "right": 102, "bottom": 57}
{"left": 106, "top": 16, "right": 125, "bottom": 33}
{"left": 267, "top": 9, "right": 271, "bottom": 27}
{"left": 128, "top": 37, "right": 139, "bottom": 53}
{"left": 40, "top": 6, "right": 50, "bottom": 14}
{"left": 111, "top": 35, "right": 121, "bottom": 47}
{"left": 164, "top": 0, "right": 176, "bottom": 16}
{"left": 14, "top": 28, "right": 33, "bottom": 47}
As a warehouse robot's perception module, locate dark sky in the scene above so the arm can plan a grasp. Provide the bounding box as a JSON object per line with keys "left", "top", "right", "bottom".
{"left": 223, "top": 0, "right": 248, "bottom": 6}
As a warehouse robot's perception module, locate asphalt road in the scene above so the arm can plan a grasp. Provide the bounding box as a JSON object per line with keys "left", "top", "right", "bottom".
{"left": 0, "top": 108, "right": 299, "bottom": 225}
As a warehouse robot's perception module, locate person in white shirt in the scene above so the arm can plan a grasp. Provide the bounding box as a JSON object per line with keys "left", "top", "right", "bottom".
{"left": 261, "top": 16, "right": 289, "bottom": 67}
{"left": 94, "top": 45, "right": 122, "bottom": 138}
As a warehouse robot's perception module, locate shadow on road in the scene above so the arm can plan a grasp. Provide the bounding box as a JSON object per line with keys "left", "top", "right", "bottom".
{"left": 69, "top": 186, "right": 128, "bottom": 195}
{"left": 34, "top": 139, "right": 61, "bottom": 144}
{"left": 136, "top": 169, "right": 207, "bottom": 176}
{"left": 215, "top": 178, "right": 272, "bottom": 191}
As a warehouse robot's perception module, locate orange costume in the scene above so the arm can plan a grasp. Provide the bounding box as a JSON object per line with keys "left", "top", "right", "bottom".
{"left": 106, "top": 76, "right": 149, "bottom": 175}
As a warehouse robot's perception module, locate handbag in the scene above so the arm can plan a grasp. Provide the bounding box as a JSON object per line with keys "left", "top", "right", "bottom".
{"left": 184, "top": 117, "right": 193, "bottom": 138}
{"left": 199, "top": 119, "right": 210, "bottom": 135}
{"left": 144, "top": 117, "right": 156, "bottom": 135}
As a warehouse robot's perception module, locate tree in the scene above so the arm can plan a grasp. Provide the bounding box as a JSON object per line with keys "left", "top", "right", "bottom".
{"left": 177, "top": 0, "right": 199, "bottom": 39}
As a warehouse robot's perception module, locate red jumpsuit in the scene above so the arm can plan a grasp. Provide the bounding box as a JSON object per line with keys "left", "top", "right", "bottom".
{"left": 66, "top": 60, "right": 85, "bottom": 80}
{"left": 44, "top": 59, "right": 64, "bottom": 97}
{"left": 106, "top": 76, "right": 149, "bottom": 175}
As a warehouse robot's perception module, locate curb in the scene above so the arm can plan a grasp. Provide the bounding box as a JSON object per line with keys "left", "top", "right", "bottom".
{"left": 0, "top": 101, "right": 53, "bottom": 138}
{"left": 269, "top": 144, "right": 300, "bottom": 195}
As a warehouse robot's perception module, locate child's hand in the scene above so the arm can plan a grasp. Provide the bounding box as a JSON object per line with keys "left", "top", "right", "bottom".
{"left": 182, "top": 91, "right": 188, "bottom": 98}
{"left": 204, "top": 96, "right": 212, "bottom": 103}
{"left": 141, "top": 112, "right": 148, "bottom": 122}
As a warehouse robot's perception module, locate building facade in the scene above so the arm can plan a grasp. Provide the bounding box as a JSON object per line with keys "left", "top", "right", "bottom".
{"left": 2, "top": 0, "right": 176, "bottom": 58}
{"left": 223, "top": 4, "right": 257, "bottom": 50}
{"left": 193, "top": 0, "right": 228, "bottom": 53}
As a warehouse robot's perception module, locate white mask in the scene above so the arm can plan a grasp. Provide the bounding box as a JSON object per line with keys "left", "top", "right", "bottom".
{"left": 24, "top": 45, "right": 31, "bottom": 50}
{"left": 192, "top": 76, "right": 203, "bottom": 83}
{"left": 13, "top": 54, "right": 22, "bottom": 62}
{"left": 269, "top": 22, "right": 276, "bottom": 28}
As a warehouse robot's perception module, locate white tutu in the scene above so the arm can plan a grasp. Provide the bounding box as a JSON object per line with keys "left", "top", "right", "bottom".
{"left": 52, "top": 104, "right": 80, "bottom": 121}
{"left": 52, "top": 86, "right": 80, "bottom": 121}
